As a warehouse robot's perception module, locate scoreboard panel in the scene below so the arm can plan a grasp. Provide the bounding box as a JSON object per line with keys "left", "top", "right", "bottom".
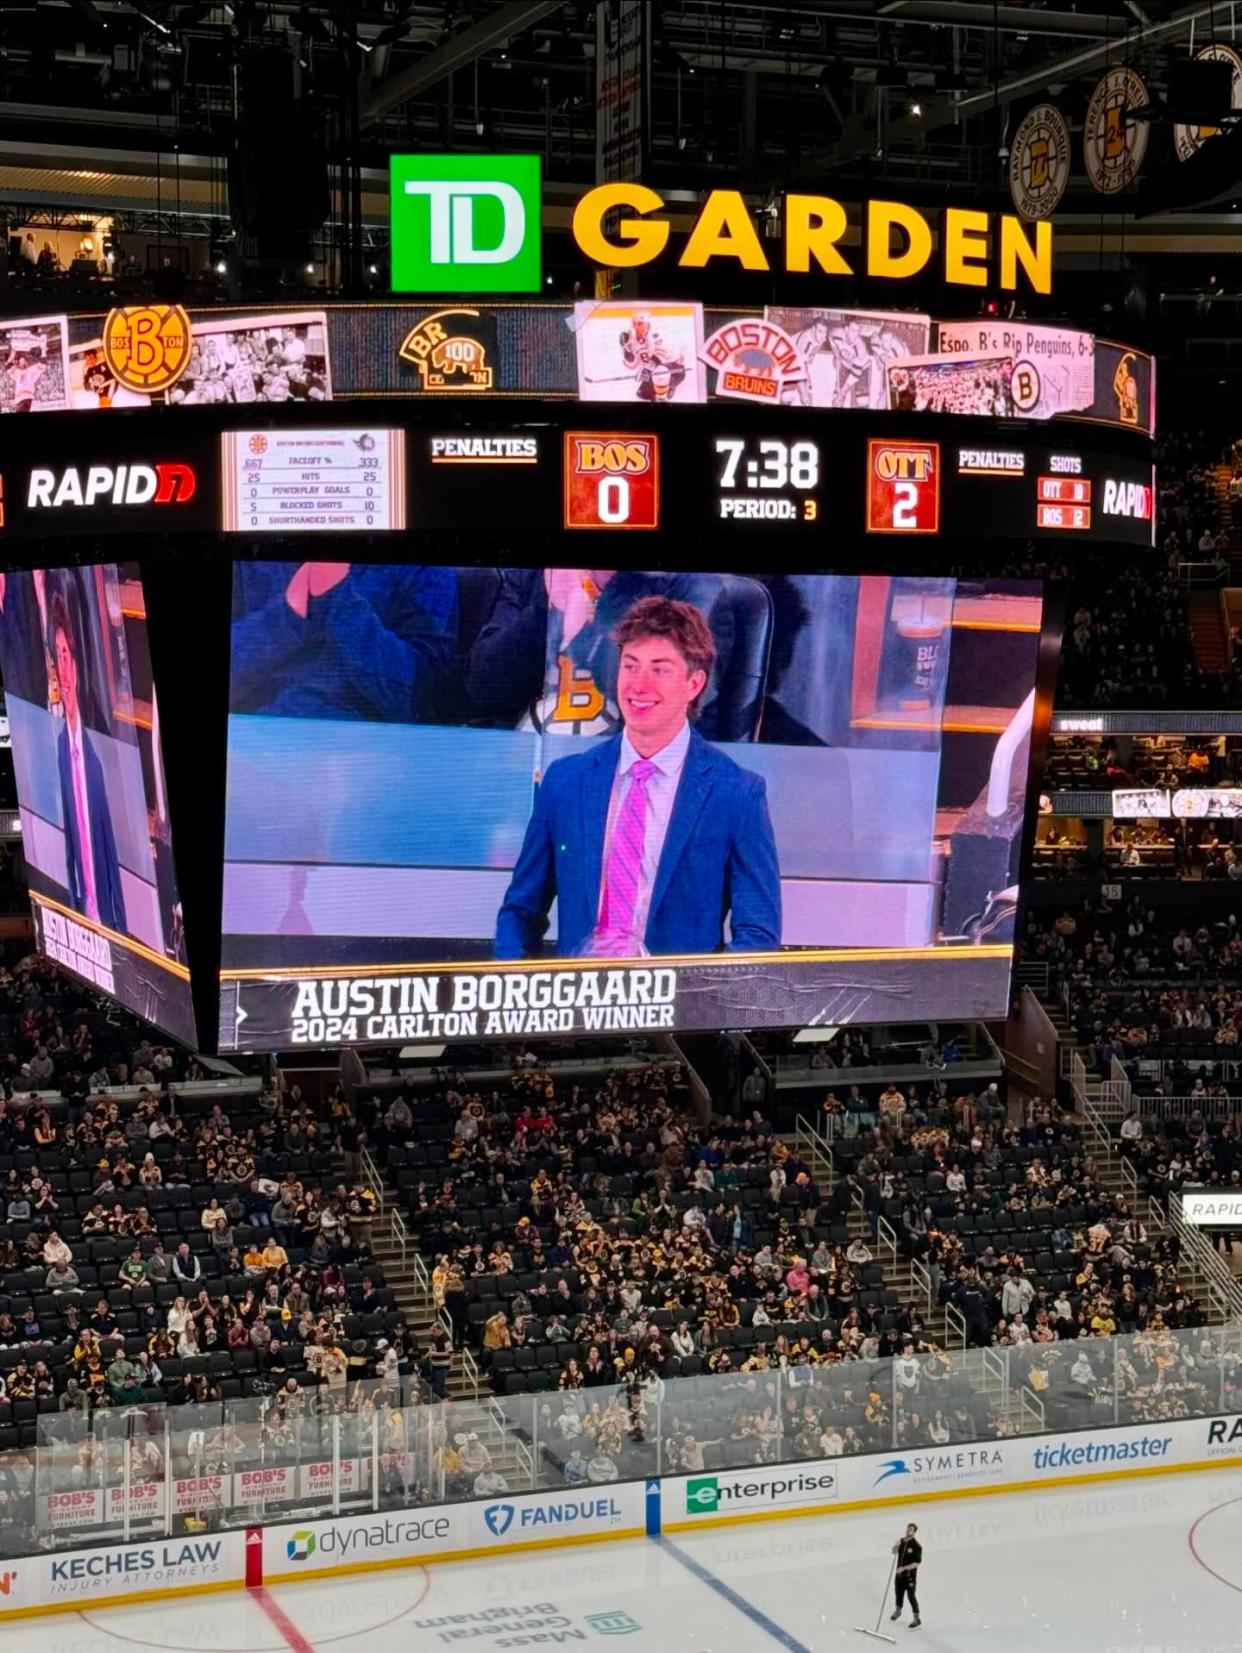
{"left": 866, "top": 439, "right": 941, "bottom": 534}
{"left": 221, "top": 428, "right": 406, "bottom": 533}
{"left": 563, "top": 433, "right": 661, "bottom": 529}
{"left": 0, "top": 401, "right": 1154, "bottom": 550}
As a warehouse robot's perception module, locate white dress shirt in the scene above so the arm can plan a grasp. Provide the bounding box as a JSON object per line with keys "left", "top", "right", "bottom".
{"left": 597, "top": 721, "right": 692, "bottom": 943}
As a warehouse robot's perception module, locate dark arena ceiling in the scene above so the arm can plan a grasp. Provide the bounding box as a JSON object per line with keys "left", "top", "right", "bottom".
{"left": 2, "top": 2, "right": 1242, "bottom": 353}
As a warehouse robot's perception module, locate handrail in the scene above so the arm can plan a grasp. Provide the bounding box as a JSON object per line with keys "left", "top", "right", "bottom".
{"left": 391, "top": 1206, "right": 408, "bottom": 1271}
{"left": 1080, "top": 1096, "right": 1113, "bottom": 1163}
{"left": 410, "top": 1239, "right": 429, "bottom": 1295}
{"left": 910, "top": 1256, "right": 934, "bottom": 1314}
{"left": 794, "top": 1113, "right": 835, "bottom": 1188}
{"left": 1019, "top": 1385, "right": 1047, "bottom": 1435}
{"left": 1116, "top": 1153, "right": 1138, "bottom": 1203}
{"left": 876, "top": 1214, "right": 899, "bottom": 1271}
{"left": 982, "top": 1345, "right": 1009, "bottom": 1417}
{"left": 512, "top": 1434, "right": 535, "bottom": 1488}
{"left": 1131, "top": 1093, "right": 1242, "bottom": 1121}
{"left": 461, "top": 1344, "right": 482, "bottom": 1400}
{"left": 944, "top": 1300, "right": 966, "bottom": 1349}
{"left": 359, "top": 1144, "right": 386, "bottom": 1217}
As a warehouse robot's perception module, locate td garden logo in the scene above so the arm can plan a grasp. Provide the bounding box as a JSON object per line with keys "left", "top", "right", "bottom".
{"left": 390, "top": 153, "right": 541, "bottom": 293}
{"left": 287, "top": 1530, "right": 316, "bottom": 1561}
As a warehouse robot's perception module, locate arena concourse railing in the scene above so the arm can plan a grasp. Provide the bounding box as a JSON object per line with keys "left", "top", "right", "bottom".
{"left": 0, "top": 1323, "right": 1238, "bottom": 1563}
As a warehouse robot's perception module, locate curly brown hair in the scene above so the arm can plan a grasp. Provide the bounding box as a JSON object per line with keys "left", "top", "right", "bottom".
{"left": 611, "top": 595, "right": 716, "bottom": 719}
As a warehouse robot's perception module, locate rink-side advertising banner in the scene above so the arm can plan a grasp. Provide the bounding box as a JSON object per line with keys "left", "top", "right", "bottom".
{"left": 4, "top": 301, "right": 1155, "bottom": 435}
{"left": 4, "top": 1413, "right": 1240, "bottom": 1619}
{"left": 216, "top": 949, "right": 1014, "bottom": 1053}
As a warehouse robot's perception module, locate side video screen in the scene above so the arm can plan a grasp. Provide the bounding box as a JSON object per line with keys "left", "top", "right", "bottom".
{"left": 219, "top": 563, "right": 1045, "bottom": 1050}
{"left": 0, "top": 563, "right": 194, "bottom": 1045}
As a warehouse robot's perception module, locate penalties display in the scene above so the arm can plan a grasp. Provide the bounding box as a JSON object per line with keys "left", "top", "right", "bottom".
{"left": 220, "top": 428, "right": 406, "bottom": 533}
{"left": 0, "top": 406, "right": 1152, "bottom": 548}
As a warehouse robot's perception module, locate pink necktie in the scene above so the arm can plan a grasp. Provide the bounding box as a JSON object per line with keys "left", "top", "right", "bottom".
{"left": 72, "top": 746, "right": 98, "bottom": 921}
{"left": 603, "top": 759, "right": 656, "bottom": 938}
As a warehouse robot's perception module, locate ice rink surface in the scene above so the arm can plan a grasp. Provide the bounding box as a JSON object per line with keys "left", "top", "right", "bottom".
{"left": 10, "top": 1465, "right": 1242, "bottom": 1653}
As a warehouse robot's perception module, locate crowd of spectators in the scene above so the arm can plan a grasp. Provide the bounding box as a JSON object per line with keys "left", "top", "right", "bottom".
{"left": 1043, "top": 736, "right": 1234, "bottom": 794}
{"left": 1024, "top": 897, "right": 1242, "bottom": 1070}
{"left": 0, "top": 953, "right": 410, "bottom": 1450}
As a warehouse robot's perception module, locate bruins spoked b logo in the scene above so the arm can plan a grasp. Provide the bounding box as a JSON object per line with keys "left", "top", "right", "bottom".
{"left": 1009, "top": 104, "right": 1071, "bottom": 221}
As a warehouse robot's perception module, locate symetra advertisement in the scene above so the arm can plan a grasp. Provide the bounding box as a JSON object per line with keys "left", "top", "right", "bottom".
{"left": 1, "top": 1416, "right": 1239, "bottom": 1618}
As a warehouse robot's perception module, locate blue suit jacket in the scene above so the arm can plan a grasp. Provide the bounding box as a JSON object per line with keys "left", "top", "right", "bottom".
{"left": 495, "top": 729, "right": 781, "bottom": 959}
{"left": 57, "top": 723, "right": 126, "bottom": 934}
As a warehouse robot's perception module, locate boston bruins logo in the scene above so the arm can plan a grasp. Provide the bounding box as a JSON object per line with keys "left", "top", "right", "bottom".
{"left": 1009, "top": 104, "right": 1071, "bottom": 221}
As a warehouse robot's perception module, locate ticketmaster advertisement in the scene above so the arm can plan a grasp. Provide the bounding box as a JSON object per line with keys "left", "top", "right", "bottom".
{"left": 219, "top": 566, "right": 1044, "bottom": 1050}
{"left": 0, "top": 1418, "right": 1238, "bottom": 1619}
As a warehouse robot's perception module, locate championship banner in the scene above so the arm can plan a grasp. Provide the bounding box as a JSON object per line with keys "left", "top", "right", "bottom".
{"left": 935, "top": 322, "right": 1094, "bottom": 419}
{"left": 218, "top": 950, "right": 1013, "bottom": 1053}
{"left": 596, "top": 0, "right": 648, "bottom": 182}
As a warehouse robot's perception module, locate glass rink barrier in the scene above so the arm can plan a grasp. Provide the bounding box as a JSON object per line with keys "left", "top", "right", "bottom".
{"left": 0, "top": 1323, "right": 1237, "bottom": 1559}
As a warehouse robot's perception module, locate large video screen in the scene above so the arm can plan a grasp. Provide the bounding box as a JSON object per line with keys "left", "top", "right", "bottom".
{"left": 219, "top": 563, "right": 1045, "bottom": 1050}
{"left": 0, "top": 562, "right": 194, "bottom": 1045}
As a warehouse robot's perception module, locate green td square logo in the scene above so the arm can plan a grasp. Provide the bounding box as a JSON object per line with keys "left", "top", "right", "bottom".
{"left": 685, "top": 1476, "right": 719, "bottom": 1514}
{"left": 390, "top": 154, "right": 542, "bottom": 294}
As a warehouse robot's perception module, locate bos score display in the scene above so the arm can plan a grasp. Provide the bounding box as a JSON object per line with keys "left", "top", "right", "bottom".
{"left": 563, "top": 433, "right": 660, "bottom": 530}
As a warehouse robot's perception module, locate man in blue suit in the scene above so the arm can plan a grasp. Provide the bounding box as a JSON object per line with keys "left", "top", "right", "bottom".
{"left": 496, "top": 597, "right": 781, "bottom": 959}
{"left": 51, "top": 590, "right": 126, "bottom": 934}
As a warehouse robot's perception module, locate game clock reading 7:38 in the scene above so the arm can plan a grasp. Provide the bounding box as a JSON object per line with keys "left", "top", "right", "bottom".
{"left": 714, "top": 438, "right": 820, "bottom": 521}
